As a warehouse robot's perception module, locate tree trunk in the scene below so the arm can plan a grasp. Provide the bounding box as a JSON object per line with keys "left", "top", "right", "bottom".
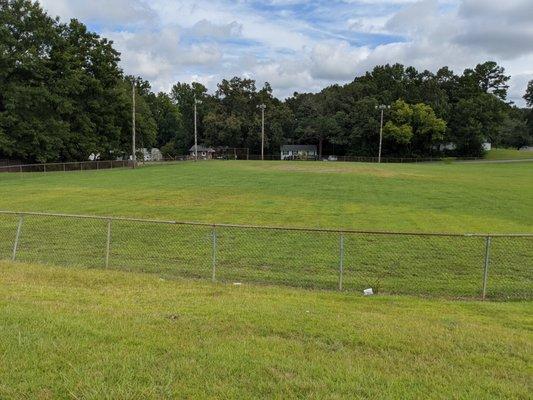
{"left": 318, "top": 137, "right": 323, "bottom": 160}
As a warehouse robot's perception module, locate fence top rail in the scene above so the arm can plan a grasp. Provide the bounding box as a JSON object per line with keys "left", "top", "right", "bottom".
{"left": 1, "top": 210, "right": 532, "bottom": 238}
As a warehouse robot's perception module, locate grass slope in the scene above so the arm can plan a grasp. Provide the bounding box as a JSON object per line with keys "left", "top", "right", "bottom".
{"left": 485, "top": 148, "right": 533, "bottom": 160}
{"left": 0, "top": 160, "right": 532, "bottom": 233}
{"left": 0, "top": 261, "right": 531, "bottom": 399}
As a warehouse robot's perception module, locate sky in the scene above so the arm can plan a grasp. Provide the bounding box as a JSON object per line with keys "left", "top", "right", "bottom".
{"left": 39, "top": 0, "right": 533, "bottom": 105}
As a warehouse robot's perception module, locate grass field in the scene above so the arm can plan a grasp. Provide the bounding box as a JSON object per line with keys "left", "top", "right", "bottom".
{"left": 0, "top": 160, "right": 532, "bottom": 233}
{"left": 0, "top": 161, "right": 531, "bottom": 298}
{"left": 0, "top": 261, "right": 531, "bottom": 399}
{"left": 485, "top": 148, "right": 533, "bottom": 160}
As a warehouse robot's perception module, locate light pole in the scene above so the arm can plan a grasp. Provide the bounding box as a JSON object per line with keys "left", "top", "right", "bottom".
{"left": 194, "top": 96, "right": 202, "bottom": 161}
{"left": 257, "top": 104, "right": 266, "bottom": 160}
{"left": 375, "top": 104, "right": 390, "bottom": 163}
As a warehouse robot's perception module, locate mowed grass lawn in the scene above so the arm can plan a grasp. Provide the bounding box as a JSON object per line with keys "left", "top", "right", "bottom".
{"left": 0, "top": 261, "right": 531, "bottom": 399}
{"left": 0, "top": 160, "right": 532, "bottom": 233}
{"left": 485, "top": 148, "right": 533, "bottom": 161}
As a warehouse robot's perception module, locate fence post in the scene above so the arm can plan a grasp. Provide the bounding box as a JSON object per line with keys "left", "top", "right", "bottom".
{"left": 211, "top": 225, "right": 217, "bottom": 282}
{"left": 12, "top": 215, "right": 24, "bottom": 261}
{"left": 105, "top": 219, "right": 112, "bottom": 268}
{"left": 338, "top": 233, "right": 344, "bottom": 291}
{"left": 482, "top": 236, "right": 492, "bottom": 300}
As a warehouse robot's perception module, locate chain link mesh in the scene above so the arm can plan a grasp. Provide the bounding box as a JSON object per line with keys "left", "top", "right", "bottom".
{"left": 0, "top": 212, "right": 531, "bottom": 300}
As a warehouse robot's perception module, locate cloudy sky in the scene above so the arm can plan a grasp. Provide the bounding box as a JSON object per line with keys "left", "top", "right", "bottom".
{"left": 39, "top": 0, "right": 533, "bottom": 105}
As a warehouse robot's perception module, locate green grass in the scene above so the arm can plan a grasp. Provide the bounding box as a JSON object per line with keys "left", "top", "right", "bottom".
{"left": 0, "top": 261, "right": 531, "bottom": 399}
{"left": 0, "top": 160, "right": 532, "bottom": 233}
{"left": 485, "top": 148, "right": 533, "bottom": 160}
{"left": 0, "top": 161, "right": 531, "bottom": 299}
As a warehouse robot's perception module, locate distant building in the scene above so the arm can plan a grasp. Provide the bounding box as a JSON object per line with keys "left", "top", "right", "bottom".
{"left": 141, "top": 148, "right": 163, "bottom": 161}
{"left": 280, "top": 145, "right": 318, "bottom": 160}
{"left": 127, "top": 148, "right": 163, "bottom": 162}
{"left": 438, "top": 142, "right": 492, "bottom": 152}
{"left": 519, "top": 146, "right": 533, "bottom": 152}
{"left": 189, "top": 145, "right": 215, "bottom": 160}
{"left": 438, "top": 143, "right": 457, "bottom": 152}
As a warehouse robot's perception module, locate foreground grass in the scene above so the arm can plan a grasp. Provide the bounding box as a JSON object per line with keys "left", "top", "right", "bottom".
{"left": 0, "top": 261, "right": 531, "bottom": 399}
{"left": 0, "top": 160, "right": 532, "bottom": 233}
{"left": 485, "top": 148, "right": 533, "bottom": 160}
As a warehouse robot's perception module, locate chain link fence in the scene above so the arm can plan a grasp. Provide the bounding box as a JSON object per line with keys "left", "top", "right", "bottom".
{"left": 0, "top": 211, "right": 531, "bottom": 300}
{"left": 0, "top": 156, "right": 492, "bottom": 175}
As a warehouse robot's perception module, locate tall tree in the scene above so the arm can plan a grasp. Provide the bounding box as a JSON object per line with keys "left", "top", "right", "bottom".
{"left": 525, "top": 80, "right": 533, "bottom": 108}
{"left": 462, "top": 61, "right": 510, "bottom": 101}
{"left": 147, "top": 92, "right": 183, "bottom": 156}
{"left": 171, "top": 82, "right": 209, "bottom": 152}
{"left": 383, "top": 100, "right": 446, "bottom": 156}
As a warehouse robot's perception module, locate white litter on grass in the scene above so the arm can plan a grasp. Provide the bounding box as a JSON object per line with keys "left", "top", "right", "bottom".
{"left": 363, "top": 288, "right": 374, "bottom": 296}
{"left": 233, "top": 282, "right": 242, "bottom": 286}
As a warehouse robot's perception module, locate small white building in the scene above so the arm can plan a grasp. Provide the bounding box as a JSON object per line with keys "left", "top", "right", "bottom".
{"left": 128, "top": 148, "right": 163, "bottom": 161}
{"left": 189, "top": 145, "right": 215, "bottom": 160}
{"left": 281, "top": 145, "right": 318, "bottom": 160}
{"left": 438, "top": 142, "right": 491, "bottom": 152}
{"left": 140, "top": 148, "right": 163, "bottom": 161}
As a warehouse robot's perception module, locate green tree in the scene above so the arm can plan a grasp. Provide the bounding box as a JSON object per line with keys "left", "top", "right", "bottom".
{"left": 525, "top": 80, "right": 533, "bottom": 107}
{"left": 0, "top": 0, "right": 126, "bottom": 162}
{"left": 411, "top": 103, "right": 446, "bottom": 154}
{"left": 0, "top": 0, "right": 64, "bottom": 162}
{"left": 383, "top": 100, "right": 446, "bottom": 155}
{"left": 461, "top": 61, "right": 510, "bottom": 100}
{"left": 496, "top": 110, "right": 531, "bottom": 149}
{"left": 525, "top": 81, "right": 533, "bottom": 143}
{"left": 384, "top": 100, "right": 413, "bottom": 145}
{"left": 147, "top": 92, "right": 183, "bottom": 156}
{"left": 447, "top": 93, "right": 505, "bottom": 156}
{"left": 170, "top": 82, "right": 209, "bottom": 152}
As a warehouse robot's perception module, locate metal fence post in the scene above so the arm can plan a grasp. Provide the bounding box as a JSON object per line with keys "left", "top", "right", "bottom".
{"left": 105, "top": 219, "right": 112, "bottom": 268}
{"left": 482, "top": 236, "right": 492, "bottom": 300}
{"left": 211, "top": 225, "right": 217, "bottom": 282}
{"left": 338, "top": 233, "right": 344, "bottom": 291}
{"left": 12, "top": 215, "right": 24, "bottom": 261}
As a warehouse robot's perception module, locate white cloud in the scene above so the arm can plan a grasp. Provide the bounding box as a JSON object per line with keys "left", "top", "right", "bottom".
{"left": 39, "top": 0, "right": 533, "bottom": 105}
{"left": 189, "top": 20, "right": 243, "bottom": 38}
{"left": 39, "top": 0, "right": 157, "bottom": 26}
{"left": 309, "top": 42, "right": 371, "bottom": 80}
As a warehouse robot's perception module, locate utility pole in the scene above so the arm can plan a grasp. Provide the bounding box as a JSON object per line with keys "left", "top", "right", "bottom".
{"left": 194, "top": 96, "right": 202, "bottom": 161}
{"left": 132, "top": 81, "right": 136, "bottom": 168}
{"left": 257, "top": 104, "right": 266, "bottom": 160}
{"left": 375, "top": 104, "right": 390, "bottom": 163}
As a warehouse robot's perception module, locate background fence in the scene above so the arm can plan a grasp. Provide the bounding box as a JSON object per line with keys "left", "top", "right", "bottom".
{"left": 0, "top": 156, "right": 488, "bottom": 174}
{"left": 1, "top": 211, "right": 531, "bottom": 300}
{"left": 0, "top": 160, "right": 134, "bottom": 174}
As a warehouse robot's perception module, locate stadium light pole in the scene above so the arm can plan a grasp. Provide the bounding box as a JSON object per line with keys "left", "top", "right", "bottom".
{"left": 257, "top": 104, "right": 266, "bottom": 160}
{"left": 132, "top": 81, "right": 136, "bottom": 168}
{"left": 194, "top": 96, "right": 202, "bottom": 161}
{"left": 375, "top": 104, "right": 390, "bottom": 163}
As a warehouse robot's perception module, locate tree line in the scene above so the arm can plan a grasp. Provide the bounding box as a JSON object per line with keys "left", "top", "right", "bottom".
{"left": 1, "top": 0, "right": 532, "bottom": 163}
